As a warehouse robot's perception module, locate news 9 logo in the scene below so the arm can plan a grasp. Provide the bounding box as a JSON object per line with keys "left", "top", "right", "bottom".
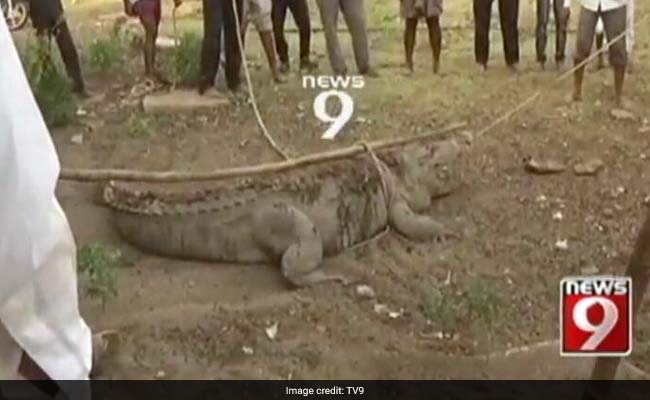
{"left": 560, "top": 276, "right": 632, "bottom": 356}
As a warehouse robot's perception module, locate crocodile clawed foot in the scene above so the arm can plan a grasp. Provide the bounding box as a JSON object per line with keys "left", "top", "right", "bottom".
{"left": 434, "top": 230, "right": 462, "bottom": 245}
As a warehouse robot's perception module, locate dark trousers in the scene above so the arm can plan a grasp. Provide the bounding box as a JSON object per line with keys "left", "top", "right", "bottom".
{"left": 272, "top": 0, "right": 312, "bottom": 63}
{"left": 473, "top": 0, "right": 520, "bottom": 66}
{"left": 535, "top": 0, "right": 568, "bottom": 64}
{"left": 200, "top": 0, "right": 243, "bottom": 91}
{"left": 29, "top": 0, "right": 85, "bottom": 92}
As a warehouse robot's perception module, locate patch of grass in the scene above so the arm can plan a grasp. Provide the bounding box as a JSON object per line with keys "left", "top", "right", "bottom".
{"left": 87, "top": 35, "right": 124, "bottom": 72}
{"left": 423, "top": 287, "right": 463, "bottom": 332}
{"left": 21, "top": 40, "right": 78, "bottom": 127}
{"left": 163, "top": 32, "right": 202, "bottom": 84}
{"left": 422, "top": 278, "right": 503, "bottom": 332}
{"left": 465, "top": 279, "right": 502, "bottom": 326}
{"left": 126, "top": 113, "right": 153, "bottom": 138}
{"left": 77, "top": 243, "right": 125, "bottom": 307}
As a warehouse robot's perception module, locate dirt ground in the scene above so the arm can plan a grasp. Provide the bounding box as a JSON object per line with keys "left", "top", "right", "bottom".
{"left": 24, "top": 0, "right": 650, "bottom": 378}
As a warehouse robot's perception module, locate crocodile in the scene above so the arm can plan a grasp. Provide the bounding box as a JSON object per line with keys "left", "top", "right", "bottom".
{"left": 103, "top": 139, "right": 463, "bottom": 287}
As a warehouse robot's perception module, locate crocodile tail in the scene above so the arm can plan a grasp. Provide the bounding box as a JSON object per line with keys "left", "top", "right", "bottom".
{"left": 388, "top": 200, "right": 445, "bottom": 241}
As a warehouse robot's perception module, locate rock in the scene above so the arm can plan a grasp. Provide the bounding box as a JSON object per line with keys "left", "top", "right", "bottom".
{"left": 581, "top": 266, "right": 600, "bottom": 275}
{"left": 355, "top": 284, "right": 376, "bottom": 299}
{"left": 552, "top": 211, "right": 563, "bottom": 221}
{"left": 155, "top": 370, "right": 166, "bottom": 379}
{"left": 573, "top": 158, "right": 604, "bottom": 176}
{"left": 610, "top": 108, "right": 637, "bottom": 122}
{"left": 142, "top": 89, "right": 229, "bottom": 113}
{"left": 555, "top": 239, "right": 569, "bottom": 250}
{"left": 525, "top": 158, "right": 566, "bottom": 174}
{"left": 70, "top": 134, "right": 84, "bottom": 145}
{"left": 242, "top": 346, "right": 254, "bottom": 355}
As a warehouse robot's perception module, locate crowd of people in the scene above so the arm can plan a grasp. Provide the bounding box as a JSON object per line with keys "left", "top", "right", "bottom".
{"left": 23, "top": 0, "right": 637, "bottom": 106}
{"left": 0, "top": 0, "right": 639, "bottom": 385}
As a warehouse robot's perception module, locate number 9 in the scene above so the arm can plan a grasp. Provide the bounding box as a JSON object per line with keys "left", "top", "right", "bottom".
{"left": 313, "top": 90, "right": 354, "bottom": 140}
{"left": 573, "top": 297, "right": 619, "bottom": 350}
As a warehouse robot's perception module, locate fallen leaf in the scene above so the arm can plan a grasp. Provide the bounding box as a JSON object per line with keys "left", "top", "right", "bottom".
{"left": 265, "top": 322, "right": 278, "bottom": 340}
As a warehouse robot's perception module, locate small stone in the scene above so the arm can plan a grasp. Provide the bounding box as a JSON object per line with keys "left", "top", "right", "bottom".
{"left": 581, "top": 265, "right": 600, "bottom": 275}
{"left": 355, "top": 284, "right": 376, "bottom": 299}
{"left": 525, "top": 157, "right": 566, "bottom": 174}
{"left": 76, "top": 107, "right": 88, "bottom": 117}
{"left": 155, "top": 370, "right": 166, "bottom": 379}
{"left": 552, "top": 211, "right": 563, "bottom": 221}
{"left": 316, "top": 325, "right": 327, "bottom": 334}
{"left": 242, "top": 346, "right": 254, "bottom": 355}
{"left": 555, "top": 239, "right": 569, "bottom": 250}
{"left": 610, "top": 108, "right": 637, "bottom": 122}
{"left": 573, "top": 158, "right": 604, "bottom": 176}
{"left": 603, "top": 208, "right": 614, "bottom": 218}
{"left": 187, "top": 280, "right": 196, "bottom": 288}
{"left": 70, "top": 134, "right": 84, "bottom": 145}
{"left": 373, "top": 304, "right": 388, "bottom": 314}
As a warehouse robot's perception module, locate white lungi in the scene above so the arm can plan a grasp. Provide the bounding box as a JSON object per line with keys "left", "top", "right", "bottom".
{"left": 0, "top": 15, "right": 92, "bottom": 385}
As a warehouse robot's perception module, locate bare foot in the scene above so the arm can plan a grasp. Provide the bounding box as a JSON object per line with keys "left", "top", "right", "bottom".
{"left": 433, "top": 61, "right": 440, "bottom": 74}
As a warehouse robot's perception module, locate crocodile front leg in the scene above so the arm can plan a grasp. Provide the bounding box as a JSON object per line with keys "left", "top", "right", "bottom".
{"left": 388, "top": 199, "right": 445, "bottom": 241}
{"left": 253, "top": 202, "right": 347, "bottom": 287}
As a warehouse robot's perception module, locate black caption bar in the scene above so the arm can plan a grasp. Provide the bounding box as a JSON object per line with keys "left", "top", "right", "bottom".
{"left": 0, "top": 380, "right": 646, "bottom": 400}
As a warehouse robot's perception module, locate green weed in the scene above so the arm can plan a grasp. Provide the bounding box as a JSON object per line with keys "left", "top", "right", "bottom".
{"left": 21, "top": 39, "right": 77, "bottom": 127}
{"left": 77, "top": 243, "right": 125, "bottom": 307}
{"left": 163, "top": 32, "right": 202, "bottom": 84}
{"left": 87, "top": 35, "right": 124, "bottom": 72}
{"left": 126, "top": 113, "right": 153, "bottom": 138}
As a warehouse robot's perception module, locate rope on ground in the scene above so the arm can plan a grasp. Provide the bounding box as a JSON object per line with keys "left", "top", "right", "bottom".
{"left": 475, "top": 15, "right": 643, "bottom": 139}
{"left": 231, "top": 0, "right": 290, "bottom": 161}
{"left": 58, "top": 121, "right": 466, "bottom": 182}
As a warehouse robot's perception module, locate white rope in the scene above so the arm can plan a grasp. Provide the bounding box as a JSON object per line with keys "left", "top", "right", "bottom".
{"left": 231, "top": 0, "right": 290, "bottom": 160}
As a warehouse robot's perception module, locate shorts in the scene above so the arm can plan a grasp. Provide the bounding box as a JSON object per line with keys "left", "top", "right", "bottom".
{"left": 401, "top": 0, "right": 443, "bottom": 19}
{"left": 574, "top": 5, "right": 627, "bottom": 67}
{"left": 133, "top": 0, "right": 161, "bottom": 25}
{"left": 244, "top": 0, "right": 272, "bottom": 32}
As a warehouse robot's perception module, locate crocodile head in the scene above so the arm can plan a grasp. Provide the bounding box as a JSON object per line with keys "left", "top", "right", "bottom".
{"left": 394, "top": 139, "right": 462, "bottom": 212}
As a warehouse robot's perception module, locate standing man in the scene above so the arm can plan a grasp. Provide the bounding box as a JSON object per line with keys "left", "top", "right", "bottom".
{"left": 0, "top": 14, "right": 105, "bottom": 388}
{"left": 535, "top": 0, "right": 571, "bottom": 69}
{"left": 29, "top": 0, "right": 88, "bottom": 96}
{"left": 473, "top": 0, "right": 520, "bottom": 71}
{"left": 401, "top": 0, "right": 443, "bottom": 74}
{"left": 199, "top": 0, "right": 244, "bottom": 94}
{"left": 315, "top": 0, "right": 377, "bottom": 77}
{"left": 272, "top": 0, "right": 318, "bottom": 73}
{"left": 215, "top": 0, "right": 283, "bottom": 89}
{"left": 572, "top": 0, "right": 628, "bottom": 107}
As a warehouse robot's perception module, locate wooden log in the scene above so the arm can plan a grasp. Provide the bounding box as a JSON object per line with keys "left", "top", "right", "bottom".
{"left": 58, "top": 121, "right": 466, "bottom": 183}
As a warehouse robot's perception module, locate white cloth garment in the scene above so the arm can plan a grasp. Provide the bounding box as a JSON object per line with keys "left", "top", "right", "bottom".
{"left": 580, "top": 0, "right": 627, "bottom": 13}
{"left": 0, "top": 15, "right": 92, "bottom": 382}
